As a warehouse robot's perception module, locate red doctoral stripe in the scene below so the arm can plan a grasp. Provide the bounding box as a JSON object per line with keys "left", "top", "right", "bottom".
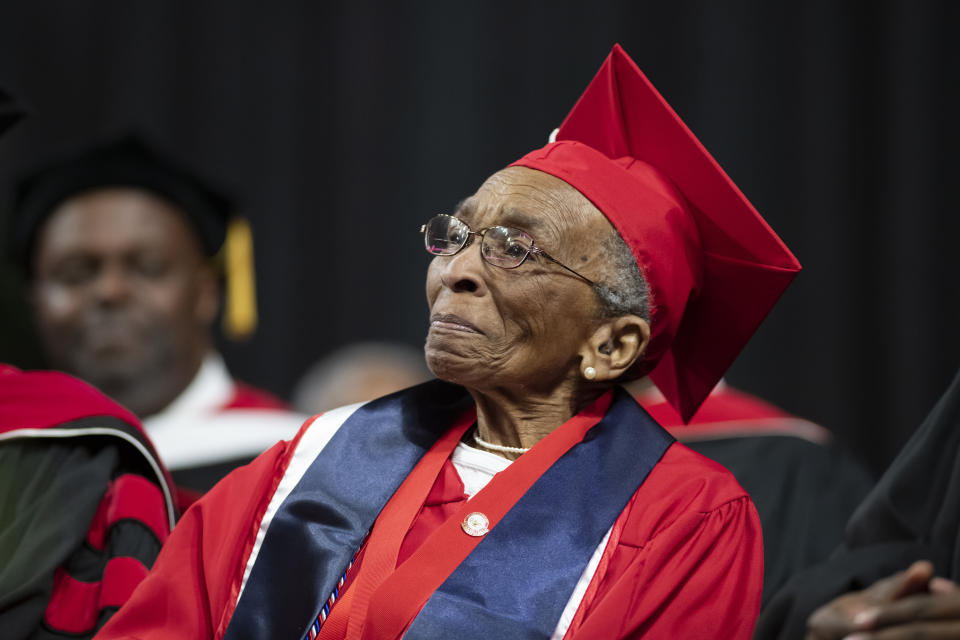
{"left": 43, "top": 557, "right": 148, "bottom": 634}
{"left": 86, "top": 474, "right": 170, "bottom": 550}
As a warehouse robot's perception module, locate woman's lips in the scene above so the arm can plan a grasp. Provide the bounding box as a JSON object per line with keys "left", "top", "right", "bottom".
{"left": 430, "top": 313, "right": 484, "bottom": 335}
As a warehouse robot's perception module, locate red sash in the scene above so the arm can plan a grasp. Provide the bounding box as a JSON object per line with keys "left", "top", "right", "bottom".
{"left": 319, "top": 392, "right": 614, "bottom": 640}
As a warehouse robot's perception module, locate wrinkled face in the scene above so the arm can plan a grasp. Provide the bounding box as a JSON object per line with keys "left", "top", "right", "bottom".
{"left": 30, "top": 187, "right": 218, "bottom": 417}
{"left": 425, "top": 166, "right": 615, "bottom": 395}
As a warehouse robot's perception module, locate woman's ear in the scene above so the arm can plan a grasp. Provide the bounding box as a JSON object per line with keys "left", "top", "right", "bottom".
{"left": 578, "top": 315, "right": 650, "bottom": 382}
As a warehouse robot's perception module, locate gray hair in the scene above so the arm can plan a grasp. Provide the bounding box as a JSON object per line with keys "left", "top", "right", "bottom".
{"left": 591, "top": 230, "right": 651, "bottom": 322}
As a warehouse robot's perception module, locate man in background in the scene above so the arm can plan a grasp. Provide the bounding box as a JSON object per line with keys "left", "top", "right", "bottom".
{"left": 755, "top": 366, "right": 960, "bottom": 638}
{"left": 5, "top": 134, "right": 304, "bottom": 509}
{"left": 0, "top": 88, "right": 176, "bottom": 640}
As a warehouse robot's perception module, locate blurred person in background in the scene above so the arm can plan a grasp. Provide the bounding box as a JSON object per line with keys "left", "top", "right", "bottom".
{"left": 754, "top": 366, "right": 960, "bottom": 639}
{"left": 292, "top": 341, "right": 432, "bottom": 414}
{"left": 5, "top": 134, "right": 304, "bottom": 510}
{"left": 0, "top": 88, "right": 176, "bottom": 640}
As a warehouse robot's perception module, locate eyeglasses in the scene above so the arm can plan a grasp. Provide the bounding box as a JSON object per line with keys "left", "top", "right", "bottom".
{"left": 420, "top": 214, "right": 595, "bottom": 285}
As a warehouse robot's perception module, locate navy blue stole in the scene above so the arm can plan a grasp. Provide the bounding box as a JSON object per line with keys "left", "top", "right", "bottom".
{"left": 224, "top": 382, "right": 673, "bottom": 640}
{"left": 224, "top": 380, "right": 471, "bottom": 640}
{"left": 404, "top": 386, "right": 672, "bottom": 639}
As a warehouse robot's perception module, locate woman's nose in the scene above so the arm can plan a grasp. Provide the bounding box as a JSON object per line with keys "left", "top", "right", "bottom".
{"left": 438, "top": 243, "right": 487, "bottom": 295}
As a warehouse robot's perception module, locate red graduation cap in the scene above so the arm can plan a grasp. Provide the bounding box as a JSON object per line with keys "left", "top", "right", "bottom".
{"left": 511, "top": 44, "right": 801, "bottom": 422}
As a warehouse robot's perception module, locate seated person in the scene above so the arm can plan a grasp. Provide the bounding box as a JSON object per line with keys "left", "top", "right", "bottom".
{"left": 755, "top": 366, "right": 960, "bottom": 639}
{"left": 97, "top": 45, "right": 801, "bottom": 640}
{"left": 0, "top": 363, "right": 176, "bottom": 639}
{"left": 0, "top": 83, "right": 170, "bottom": 640}
{"left": 6, "top": 135, "right": 304, "bottom": 508}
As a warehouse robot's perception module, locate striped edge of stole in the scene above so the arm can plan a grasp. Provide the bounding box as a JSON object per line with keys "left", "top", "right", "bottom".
{"left": 304, "top": 559, "right": 355, "bottom": 639}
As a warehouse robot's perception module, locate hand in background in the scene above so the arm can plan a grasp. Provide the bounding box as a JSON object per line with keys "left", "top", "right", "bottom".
{"left": 806, "top": 560, "right": 960, "bottom": 639}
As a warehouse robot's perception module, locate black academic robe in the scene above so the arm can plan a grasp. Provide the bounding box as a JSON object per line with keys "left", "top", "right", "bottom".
{"left": 754, "top": 367, "right": 960, "bottom": 639}
{"left": 0, "top": 365, "right": 176, "bottom": 640}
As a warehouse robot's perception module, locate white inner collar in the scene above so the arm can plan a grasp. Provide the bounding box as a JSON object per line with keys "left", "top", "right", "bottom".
{"left": 451, "top": 441, "right": 513, "bottom": 497}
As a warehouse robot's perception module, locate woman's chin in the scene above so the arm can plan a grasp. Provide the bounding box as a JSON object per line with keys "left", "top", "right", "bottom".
{"left": 425, "top": 349, "right": 486, "bottom": 388}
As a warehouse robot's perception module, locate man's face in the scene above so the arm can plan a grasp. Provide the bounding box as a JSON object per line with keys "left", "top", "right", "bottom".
{"left": 30, "top": 187, "right": 218, "bottom": 417}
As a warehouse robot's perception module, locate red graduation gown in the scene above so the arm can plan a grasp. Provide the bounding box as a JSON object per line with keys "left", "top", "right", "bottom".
{"left": 384, "top": 449, "right": 763, "bottom": 639}
{"left": 97, "top": 405, "right": 762, "bottom": 640}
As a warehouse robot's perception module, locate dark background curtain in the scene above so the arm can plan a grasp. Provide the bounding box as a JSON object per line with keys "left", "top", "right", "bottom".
{"left": 0, "top": 0, "right": 956, "bottom": 475}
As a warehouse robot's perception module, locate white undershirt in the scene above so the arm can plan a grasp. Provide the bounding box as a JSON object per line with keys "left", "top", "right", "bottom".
{"left": 450, "top": 441, "right": 513, "bottom": 497}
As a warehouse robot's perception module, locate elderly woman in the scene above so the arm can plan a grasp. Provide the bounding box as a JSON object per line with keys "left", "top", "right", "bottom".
{"left": 97, "top": 46, "right": 799, "bottom": 640}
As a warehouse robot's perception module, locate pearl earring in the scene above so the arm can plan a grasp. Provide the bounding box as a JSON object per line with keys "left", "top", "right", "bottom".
{"left": 583, "top": 366, "right": 597, "bottom": 380}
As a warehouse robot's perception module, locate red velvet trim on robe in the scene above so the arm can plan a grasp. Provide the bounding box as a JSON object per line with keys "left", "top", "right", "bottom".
{"left": 86, "top": 474, "right": 169, "bottom": 549}
{"left": 43, "top": 557, "right": 149, "bottom": 634}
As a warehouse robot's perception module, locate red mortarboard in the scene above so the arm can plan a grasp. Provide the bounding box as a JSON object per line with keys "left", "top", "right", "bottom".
{"left": 511, "top": 44, "right": 801, "bottom": 422}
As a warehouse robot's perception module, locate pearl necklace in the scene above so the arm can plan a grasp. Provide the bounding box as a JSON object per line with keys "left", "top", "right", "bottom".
{"left": 472, "top": 431, "right": 531, "bottom": 455}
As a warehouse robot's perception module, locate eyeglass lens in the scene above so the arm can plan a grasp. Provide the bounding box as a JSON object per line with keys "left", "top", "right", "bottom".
{"left": 424, "top": 215, "right": 534, "bottom": 269}
{"left": 480, "top": 226, "right": 533, "bottom": 268}
{"left": 424, "top": 215, "right": 469, "bottom": 255}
